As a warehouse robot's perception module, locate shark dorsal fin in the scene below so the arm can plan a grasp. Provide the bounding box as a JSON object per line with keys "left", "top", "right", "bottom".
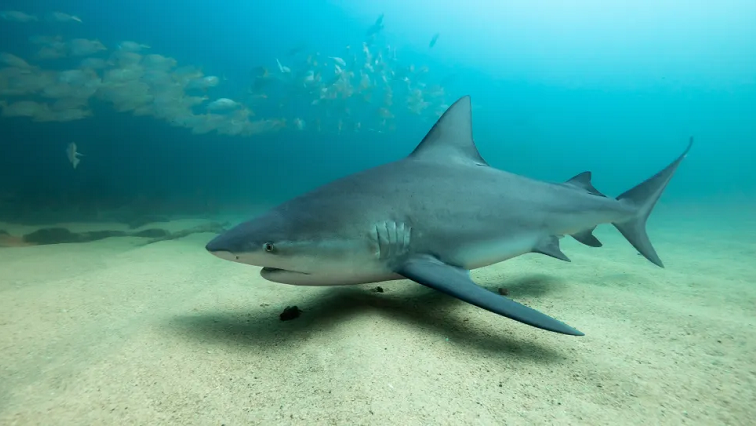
{"left": 409, "top": 96, "right": 488, "bottom": 166}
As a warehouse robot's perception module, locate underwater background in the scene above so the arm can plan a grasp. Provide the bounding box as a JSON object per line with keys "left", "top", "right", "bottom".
{"left": 1, "top": 1, "right": 755, "bottom": 425}
{"left": 1, "top": 0, "right": 754, "bottom": 222}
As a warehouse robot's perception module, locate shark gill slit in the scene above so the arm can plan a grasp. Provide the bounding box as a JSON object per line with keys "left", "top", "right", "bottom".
{"left": 373, "top": 221, "right": 412, "bottom": 260}
{"left": 386, "top": 221, "right": 395, "bottom": 257}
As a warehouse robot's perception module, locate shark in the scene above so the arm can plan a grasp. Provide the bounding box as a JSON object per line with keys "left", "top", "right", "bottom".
{"left": 206, "top": 96, "right": 692, "bottom": 336}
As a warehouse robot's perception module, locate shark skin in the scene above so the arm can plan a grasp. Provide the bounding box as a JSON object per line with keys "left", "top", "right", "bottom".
{"left": 206, "top": 96, "right": 692, "bottom": 337}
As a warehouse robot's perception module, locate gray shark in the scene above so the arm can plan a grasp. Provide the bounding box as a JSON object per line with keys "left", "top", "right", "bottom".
{"left": 206, "top": 96, "right": 691, "bottom": 336}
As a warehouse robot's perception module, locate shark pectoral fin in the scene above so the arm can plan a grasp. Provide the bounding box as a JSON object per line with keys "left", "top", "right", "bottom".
{"left": 396, "top": 255, "right": 584, "bottom": 336}
{"left": 571, "top": 227, "right": 603, "bottom": 247}
{"left": 532, "top": 235, "right": 571, "bottom": 261}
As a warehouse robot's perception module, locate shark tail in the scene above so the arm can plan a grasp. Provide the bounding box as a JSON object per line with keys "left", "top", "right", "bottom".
{"left": 612, "top": 137, "right": 693, "bottom": 267}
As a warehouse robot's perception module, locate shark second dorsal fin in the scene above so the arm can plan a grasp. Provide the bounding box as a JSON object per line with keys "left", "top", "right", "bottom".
{"left": 409, "top": 96, "right": 488, "bottom": 166}
{"left": 565, "top": 171, "right": 605, "bottom": 197}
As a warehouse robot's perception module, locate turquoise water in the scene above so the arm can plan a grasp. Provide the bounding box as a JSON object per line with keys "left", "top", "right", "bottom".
{"left": 1, "top": 1, "right": 754, "bottom": 220}
{"left": 1, "top": 1, "right": 755, "bottom": 424}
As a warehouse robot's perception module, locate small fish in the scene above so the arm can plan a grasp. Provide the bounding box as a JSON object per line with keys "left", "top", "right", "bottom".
{"left": 118, "top": 41, "right": 151, "bottom": 52}
{"left": 68, "top": 39, "right": 107, "bottom": 56}
{"left": 275, "top": 58, "right": 291, "bottom": 73}
{"left": 329, "top": 56, "right": 346, "bottom": 67}
{"left": 66, "top": 142, "right": 83, "bottom": 169}
{"left": 48, "top": 12, "right": 82, "bottom": 23}
{"left": 206, "top": 98, "right": 240, "bottom": 111}
{"left": 366, "top": 13, "right": 384, "bottom": 37}
{"left": 187, "top": 76, "right": 219, "bottom": 91}
{"left": 303, "top": 70, "right": 315, "bottom": 85}
{"left": 1, "top": 11, "right": 38, "bottom": 22}
{"left": 429, "top": 33, "right": 440, "bottom": 48}
{"left": 293, "top": 118, "right": 305, "bottom": 130}
{"left": 0, "top": 53, "right": 33, "bottom": 69}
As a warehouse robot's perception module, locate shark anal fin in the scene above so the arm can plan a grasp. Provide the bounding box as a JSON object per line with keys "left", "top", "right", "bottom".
{"left": 565, "top": 171, "right": 605, "bottom": 197}
{"left": 571, "top": 227, "right": 602, "bottom": 247}
{"left": 533, "top": 235, "right": 571, "bottom": 262}
{"left": 396, "top": 255, "right": 583, "bottom": 336}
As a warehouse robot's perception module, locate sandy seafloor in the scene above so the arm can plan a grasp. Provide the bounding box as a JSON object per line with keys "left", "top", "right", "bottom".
{"left": 0, "top": 202, "right": 754, "bottom": 425}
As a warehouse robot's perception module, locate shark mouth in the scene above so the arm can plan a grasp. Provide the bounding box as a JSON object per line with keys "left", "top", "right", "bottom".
{"left": 261, "top": 267, "right": 310, "bottom": 275}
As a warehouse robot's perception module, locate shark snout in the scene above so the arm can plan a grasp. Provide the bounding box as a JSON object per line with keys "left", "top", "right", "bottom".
{"left": 205, "top": 234, "right": 225, "bottom": 252}
{"left": 205, "top": 234, "right": 238, "bottom": 261}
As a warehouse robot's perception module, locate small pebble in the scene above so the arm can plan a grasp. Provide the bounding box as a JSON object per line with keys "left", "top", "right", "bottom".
{"left": 498, "top": 288, "right": 509, "bottom": 296}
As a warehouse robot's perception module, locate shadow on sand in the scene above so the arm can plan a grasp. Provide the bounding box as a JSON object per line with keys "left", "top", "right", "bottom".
{"left": 167, "top": 273, "right": 574, "bottom": 364}
{"left": 501, "top": 273, "right": 568, "bottom": 299}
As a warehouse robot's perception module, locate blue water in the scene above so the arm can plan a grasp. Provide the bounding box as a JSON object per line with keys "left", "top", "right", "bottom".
{"left": 2, "top": 3, "right": 756, "bottom": 424}
{"left": 1, "top": 0, "right": 754, "bottom": 219}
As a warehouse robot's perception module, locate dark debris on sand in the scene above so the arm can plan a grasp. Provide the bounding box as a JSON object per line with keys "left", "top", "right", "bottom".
{"left": 279, "top": 306, "right": 302, "bottom": 321}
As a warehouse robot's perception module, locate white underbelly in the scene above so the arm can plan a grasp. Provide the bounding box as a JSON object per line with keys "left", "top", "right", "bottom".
{"left": 262, "top": 264, "right": 401, "bottom": 286}
{"left": 453, "top": 233, "right": 542, "bottom": 270}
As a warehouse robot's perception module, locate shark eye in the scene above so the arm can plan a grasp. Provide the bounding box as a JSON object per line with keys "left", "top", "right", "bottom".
{"left": 263, "top": 242, "right": 275, "bottom": 253}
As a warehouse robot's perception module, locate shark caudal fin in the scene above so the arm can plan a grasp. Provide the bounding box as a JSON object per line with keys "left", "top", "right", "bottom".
{"left": 613, "top": 137, "right": 693, "bottom": 267}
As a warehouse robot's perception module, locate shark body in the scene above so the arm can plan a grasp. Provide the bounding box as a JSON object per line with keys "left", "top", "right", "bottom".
{"left": 206, "top": 96, "right": 691, "bottom": 336}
